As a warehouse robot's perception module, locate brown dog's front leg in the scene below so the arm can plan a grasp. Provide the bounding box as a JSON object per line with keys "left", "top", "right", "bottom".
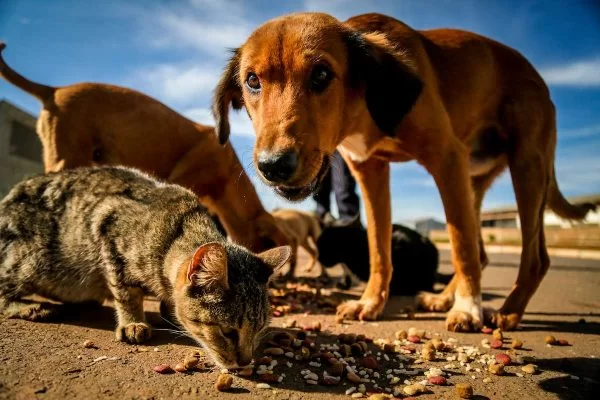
{"left": 336, "top": 156, "right": 392, "bottom": 321}
{"left": 428, "top": 144, "right": 483, "bottom": 332}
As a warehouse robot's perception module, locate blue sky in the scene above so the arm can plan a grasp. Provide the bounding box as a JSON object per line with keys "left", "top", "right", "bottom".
{"left": 1, "top": 0, "right": 599, "bottom": 222}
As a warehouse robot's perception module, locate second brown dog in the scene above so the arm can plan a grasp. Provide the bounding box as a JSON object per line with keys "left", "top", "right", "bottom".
{"left": 0, "top": 42, "right": 287, "bottom": 252}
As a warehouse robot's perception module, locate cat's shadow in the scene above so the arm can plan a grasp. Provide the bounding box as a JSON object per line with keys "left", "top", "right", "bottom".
{"left": 49, "top": 301, "right": 198, "bottom": 346}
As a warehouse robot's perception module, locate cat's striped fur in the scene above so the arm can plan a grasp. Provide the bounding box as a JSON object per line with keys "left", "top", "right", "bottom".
{"left": 0, "top": 167, "right": 289, "bottom": 368}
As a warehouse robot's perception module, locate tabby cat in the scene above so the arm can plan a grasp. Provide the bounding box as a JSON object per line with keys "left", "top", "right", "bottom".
{"left": 0, "top": 167, "right": 290, "bottom": 368}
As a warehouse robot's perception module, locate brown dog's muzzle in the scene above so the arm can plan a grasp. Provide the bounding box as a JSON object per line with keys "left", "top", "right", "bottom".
{"left": 256, "top": 148, "right": 331, "bottom": 201}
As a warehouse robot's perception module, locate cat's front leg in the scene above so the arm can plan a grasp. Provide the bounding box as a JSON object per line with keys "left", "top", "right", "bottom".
{"left": 111, "top": 286, "right": 152, "bottom": 344}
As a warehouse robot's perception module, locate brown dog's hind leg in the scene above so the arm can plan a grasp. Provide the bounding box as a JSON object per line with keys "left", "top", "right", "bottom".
{"left": 486, "top": 141, "right": 552, "bottom": 330}
{"left": 336, "top": 157, "right": 392, "bottom": 321}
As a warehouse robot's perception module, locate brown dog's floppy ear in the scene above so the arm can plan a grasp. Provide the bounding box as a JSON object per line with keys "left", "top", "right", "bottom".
{"left": 212, "top": 49, "right": 243, "bottom": 145}
{"left": 345, "top": 31, "right": 423, "bottom": 135}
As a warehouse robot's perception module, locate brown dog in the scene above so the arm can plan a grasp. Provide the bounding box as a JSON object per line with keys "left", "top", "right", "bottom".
{"left": 0, "top": 42, "right": 287, "bottom": 253}
{"left": 271, "top": 209, "right": 322, "bottom": 277}
{"left": 212, "top": 13, "right": 595, "bottom": 331}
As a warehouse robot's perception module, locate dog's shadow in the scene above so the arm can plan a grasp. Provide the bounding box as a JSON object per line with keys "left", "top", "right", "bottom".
{"left": 536, "top": 357, "right": 600, "bottom": 399}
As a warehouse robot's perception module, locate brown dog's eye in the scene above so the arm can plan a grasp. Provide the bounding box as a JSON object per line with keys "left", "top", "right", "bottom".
{"left": 309, "top": 64, "right": 333, "bottom": 93}
{"left": 246, "top": 73, "right": 261, "bottom": 92}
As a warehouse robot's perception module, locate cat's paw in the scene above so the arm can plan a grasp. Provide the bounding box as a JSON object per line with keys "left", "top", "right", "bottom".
{"left": 116, "top": 322, "right": 152, "bottom": 343}
{"left": 2, "top": 301, "right": 61, "bottom": 321}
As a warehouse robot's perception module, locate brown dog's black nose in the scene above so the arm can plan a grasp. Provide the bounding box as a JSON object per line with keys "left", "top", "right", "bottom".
{"left": 257, "top": 150, "right": 298, "bottom": 183}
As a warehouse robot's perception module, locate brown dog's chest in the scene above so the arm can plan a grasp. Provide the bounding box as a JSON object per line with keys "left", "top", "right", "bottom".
{"left": 339, "top": 133, "right": 414, "bottom": 163}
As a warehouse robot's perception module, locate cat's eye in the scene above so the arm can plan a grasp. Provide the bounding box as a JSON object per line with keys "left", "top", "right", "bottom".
{"left": 221, "top": 327, "right": 239, "bottom": 342}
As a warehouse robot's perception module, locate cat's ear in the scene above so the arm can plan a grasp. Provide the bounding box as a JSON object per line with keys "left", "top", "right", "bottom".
{"left": 257, "top": 246, "right": 292, "bottom": 276}
{"left": 188, "top": 242, "right": 229, "bottom": 289}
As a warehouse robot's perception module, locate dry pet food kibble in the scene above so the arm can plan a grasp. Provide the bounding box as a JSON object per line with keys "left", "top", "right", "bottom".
{"left": 492, "top": 328, "right": 504, "bottom": 341}
{"left": 455, "top": 382, "right": 474, "bottom": 398}
{"left": 153, "top": 364, "right": 174, "bottom": 374}
{"left": 544, "top": 335, "right": 557, "bottom": 345}
{"left": 522, "top": 364, "right": 538, "bottom": 374}
{"left": 488, "top": 363, "right": 505, "bottom": 375}
{"left": 83, "top": 340, "right": 97, "bottom": 349}
{"left": 495, "top": 353, "right": 511, "bottom": 366}
{"left": 215, "top": 374, "right": 233, "bottom": 392}
{"left": 511, "top": 339, "right": 523, "bottom": 349}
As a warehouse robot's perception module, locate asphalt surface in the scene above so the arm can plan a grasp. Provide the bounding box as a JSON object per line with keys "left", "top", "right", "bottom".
{"left": 0, "top": 249, "right": 598, "bottom": 400}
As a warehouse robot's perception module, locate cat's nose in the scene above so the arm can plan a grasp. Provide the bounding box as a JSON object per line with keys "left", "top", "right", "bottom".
{"left": 237, "top": 353, "right": 253, "bottom": 367}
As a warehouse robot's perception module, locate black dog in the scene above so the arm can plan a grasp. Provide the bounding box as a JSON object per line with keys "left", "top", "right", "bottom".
{"left": 317, "top": 216, "right": 448, "bottom": 295}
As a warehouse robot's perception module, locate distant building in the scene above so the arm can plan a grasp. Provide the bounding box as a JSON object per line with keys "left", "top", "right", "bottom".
{"left": 0, "top": 100, "right": 43, "bottom": 197}
{"left": 481, "top": 194, "right": 600, "bottom": 228}
{"left": 415, "top": 217, "right": 446, "bottom": 236}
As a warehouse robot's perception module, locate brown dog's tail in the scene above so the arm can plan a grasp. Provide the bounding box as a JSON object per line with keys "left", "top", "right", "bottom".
{"left": 546, "top": 166, "right": 596, "bottom": 220}
{"left": 0, "top": 42, "right": 56, "bottom": 103}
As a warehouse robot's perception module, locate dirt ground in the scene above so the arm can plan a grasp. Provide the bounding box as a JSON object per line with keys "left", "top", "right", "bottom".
{"left": 1, "top": 249, "right": 598, "bottom": 400}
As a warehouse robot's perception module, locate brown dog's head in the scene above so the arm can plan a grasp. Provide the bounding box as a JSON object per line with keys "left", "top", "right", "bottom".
{"left": 213, "top": 13, "right": 422, "bottom": 201}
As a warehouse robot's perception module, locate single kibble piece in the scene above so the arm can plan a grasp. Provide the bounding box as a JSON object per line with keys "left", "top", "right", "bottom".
{"left": 430, "top": 338, "right": 445, "bottom": 351}
{"left": 407, "top": 335, "right": 421, "bottom": 344}
{"left": 428, "top": 375, "right": 447, "bottom": 385}
{"left": 83, "top": 340, "right": 97, "bottom": 349}
{"left": 545, "top": 335, "right": 557, "bottom": 345}
{"left": 455, "top": 382, "right": 474, "bottom": 398}
{"left": 511, "top": 339, "right": 523, "bottom": 349}
{"left": 347, "top": 371, "right": 362, "bottom": 383}
{"left": 490, "top": 340, "right": 503, "bottom": 349}
{"left": 328, "top": 361, "right": 344, "bottom": 377}
{"left": 395, "top": 330, "right": 408, "bottom": 340}
{"left": 488, "top": 363, "right": 505, "bottom": 375}
{"left": 495, "top": 353, "right": 511, "bottom": 366}
{"left": 481, "top": 327, "right": 493, "bottom": 334}
{"left": 183, "top": 356, "right": 199, "bottom": 369}
{"left": 521, "top": 364, "right": 538, "bottom": 374}
{"left": 421, "top": 347, "right": 435, "bottom": 361}
{"left": 256, "top": 383, "right": 271, "bottom": 389}
{"left": 215, "top": 374, "right": 233, "bottom": 392}
{"left": 360, "top": 356, "right": 379, "bottom": 370}
{"left": 357, "top": 341, "right": 369, "bottom": 353}
{"left": 383, "top": 343, "right": 395, "bottom": 354}
{"left": 351, "top": 343, "right": 364, "bottom": 357}
{"left": 174, "top": 363, "right": 187, "bottom": 373}
{"left": 492, "top": 328, "right": 504, "bottom": 341}
{"left": 264, "top": 347, "right": 284, "bottom": 356}
{"left": 153, "top": 364, "right": 174, "bottom": 374}
{"left": 256, "top": 356, "right": 272, "bottom": 365}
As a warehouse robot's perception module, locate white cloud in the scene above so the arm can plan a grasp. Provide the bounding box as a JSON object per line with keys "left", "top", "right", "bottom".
{"left": 559, "top": 124, "right": 600, "bottom": 139}
{"left": 540, "top": 58, "right": 600, "bottom": 87}
{"left": 134, "top": 0, "right": 251, "bottom": 57}
{"left": 183, "top": 107, "right": 255, "bottom": 138}
{"left": 130, "top": 64, "right": 219, "bottom": 104}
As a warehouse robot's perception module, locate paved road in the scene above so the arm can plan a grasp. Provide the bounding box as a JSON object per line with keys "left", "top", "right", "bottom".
{"left": 0, "top": 249, "right": 598, "bottom": 400}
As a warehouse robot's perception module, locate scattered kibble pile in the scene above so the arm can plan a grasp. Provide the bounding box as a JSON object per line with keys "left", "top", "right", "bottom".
{"left": 147, "top": 325, "right": 573, "bottom": 398}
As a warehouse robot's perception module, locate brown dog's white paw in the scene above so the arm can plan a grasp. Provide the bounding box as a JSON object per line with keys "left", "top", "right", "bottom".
{"left": 116, "top": 322, "right": 152, "bottom": 344}
{"left": 416, "top": 291, "right": 454, "bottom": 312}
{"left": 484, "top": 307, "right": 522, "bottom": 331}
{"left": 336, "top": 298, "right": 385, "bottom": 321}
{"left": 445, "top": 293, "right": 483, "bottom": 332}
{"left": 445, "top": 310, "right": 483, "bottom": 332}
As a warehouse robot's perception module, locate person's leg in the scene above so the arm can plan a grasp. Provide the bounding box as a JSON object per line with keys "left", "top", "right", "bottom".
{"left": 331, "top": 151, "right": 360, "bottom": 221}
{"left": 313, "top": 160, "right": 332, "bottom": 218}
